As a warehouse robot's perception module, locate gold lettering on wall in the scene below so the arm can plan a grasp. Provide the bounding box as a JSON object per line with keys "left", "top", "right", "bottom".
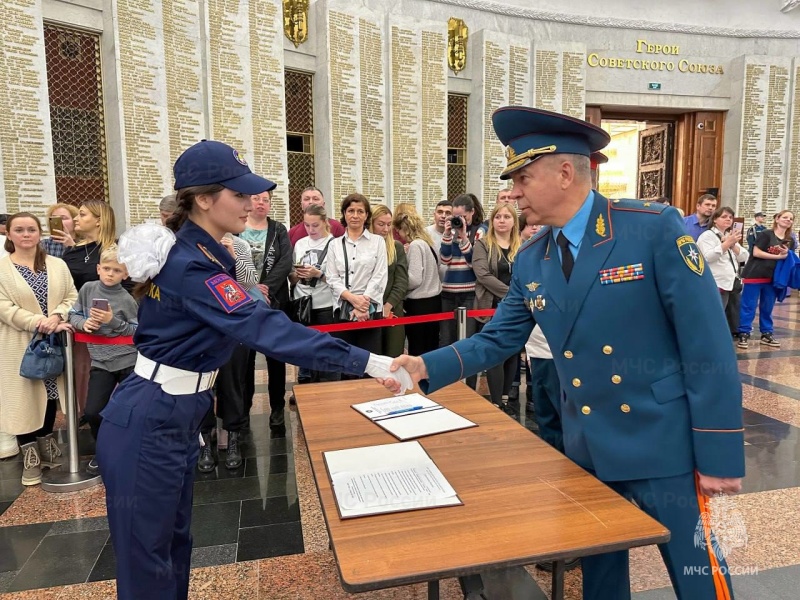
{"left": 328, "top": 11, "right": 359, "bottom": 201}
{"left": 163, "top": 0, "right": 204, "bottom": 171}
{"left": 0, "top": 0, "right": 54, "bottom": 214}
{"left": 251, "top": 0, "right": 288, "bottom": 220}
{"left": 360, "top": 18, "right": 386, "bottom": 201}
{"left": 116, "top": 0, "right": 169, "bottom": 225}
{"left": 391, "top": 25, "right": 418, "bottom": 204}
{"left": 483, "top": 39, "right": 508, "bottom": 206}
{"left": 421, "top": 29, "right": 447, "bottom": 215}
{"left": 786, "top": 61, "right": 800, "bottom": 217}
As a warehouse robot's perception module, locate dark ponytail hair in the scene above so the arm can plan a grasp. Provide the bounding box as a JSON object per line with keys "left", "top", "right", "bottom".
{"left": 165, "top": 184, "right": 224, "bottom": 232}
{"left": 134, "top": 184, "right": 224, "bottom": 299}
{"left": 453, "top": 193, "right": 485, "bottom": 225}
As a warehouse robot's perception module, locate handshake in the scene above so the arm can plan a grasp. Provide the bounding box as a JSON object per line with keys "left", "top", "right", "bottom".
{"left": 365, "top": 354, "right": 429, "bottom": 395}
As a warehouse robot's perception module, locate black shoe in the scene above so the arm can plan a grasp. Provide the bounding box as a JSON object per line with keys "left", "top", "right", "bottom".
{"left": 86, "top": 457, "right": 100, "bottom": 476}
{"left": 270, "top": 409, "right": 285, "bottom": 428}
{"left": 736, "top": 333, "right": 750, "bottom": 349}
{"left": 760, "top": 332, "right": 780, "bottom": 347}
{"left": 225, "top": 431, "right": 242, "bottom": 470}
{"left": 536, "top": 558, "right": 581, "bottom": 572}
{"left": 197, "top": 433, "right": 216, "bottom": 473}
{"left": 288, "top": 393, "right": 296, "bottom": 406}
{"left": 508, "top": 385, "right": 520, "bottom": 402}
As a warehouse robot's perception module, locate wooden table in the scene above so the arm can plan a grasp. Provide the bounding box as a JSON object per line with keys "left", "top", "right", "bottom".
{"left": 295, "top": 380, "right": 669, "bottom": 599}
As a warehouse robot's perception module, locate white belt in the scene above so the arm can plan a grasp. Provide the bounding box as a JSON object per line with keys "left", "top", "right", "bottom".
{"left": 134, "top": 353, "right": 218, "bottom": 395}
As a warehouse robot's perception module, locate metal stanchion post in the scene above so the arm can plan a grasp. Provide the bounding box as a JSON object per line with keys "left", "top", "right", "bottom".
{"left": 41, "top": 331, "right": 102, "bottom": 492}
{"left": 456, "top": 307, "right": 467, "bottom": 384}
{"left": 456, "top": 307, "right": 467, "bottom": 341}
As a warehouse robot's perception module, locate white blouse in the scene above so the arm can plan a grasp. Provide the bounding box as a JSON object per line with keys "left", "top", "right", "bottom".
{"left": 697, "top": 228, "right": 748, "bottom": 291}
{"left": 325, "top": 229, "right": 387, "bottom": 305}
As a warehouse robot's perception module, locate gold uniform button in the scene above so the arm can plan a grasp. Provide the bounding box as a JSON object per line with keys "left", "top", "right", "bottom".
{"left": 564, "top": 350, "right": 574, "bottom": 359}
{"left": 603, "top": 345, "right": 613, "bottom": 355}
{"left": 620, "top": 404, "right": 631, "bottom": 413}
{"left": 572, "top": 378, "right": 581, "bottom": 388}
{"left": 611, "top": 375, "right": 622, "bottom": 384}
{"left": 581, "top": 406, "right": 591, "bottom": 415}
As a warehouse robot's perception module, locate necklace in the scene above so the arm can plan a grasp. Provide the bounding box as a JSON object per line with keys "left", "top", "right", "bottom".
{"left": 499, "top": 245, "right": 513, "bottom": 274}
{"left": 83, "top": 243, "right": 98, "bottom": 264}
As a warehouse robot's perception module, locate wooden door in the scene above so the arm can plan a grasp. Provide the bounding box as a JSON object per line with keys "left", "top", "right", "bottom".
{"left": 672, "top": 111, "right": 725, "bottom": 215}
{"left": 637, "top": 124, "right": 672, "bottom": 200}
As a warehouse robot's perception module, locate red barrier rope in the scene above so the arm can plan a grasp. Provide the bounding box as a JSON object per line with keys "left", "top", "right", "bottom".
{"left": 310, "top": 308, "right": 497, "bottom": 333}
{"left": 74, "top": 332, "right": 134, "bottom": 345}
{"left": 72, "top": 309, "right": 499, "bottom": 341}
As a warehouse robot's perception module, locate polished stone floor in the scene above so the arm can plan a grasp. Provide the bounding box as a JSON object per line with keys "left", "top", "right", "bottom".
{"left": 1, "top": 298, "right": 800, "bottom": 598}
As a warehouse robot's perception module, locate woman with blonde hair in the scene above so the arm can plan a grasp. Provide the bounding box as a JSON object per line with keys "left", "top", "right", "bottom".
{"left": 473, "top": 203, "right": 521, "bottom": 407}
{"left": 290, "top": 203, "right": 338, "bottom": 381}
{"left": 41, "top": 203, "right": 79, "bottom": 257}
{"left": 61, "top": 199, "right": 119, "bottom": 414}
{"left": 371, "top": 204, "right": 408, "bottom": 357}
{"left": 393, "top": 210, "right": 441, "bottom": 355}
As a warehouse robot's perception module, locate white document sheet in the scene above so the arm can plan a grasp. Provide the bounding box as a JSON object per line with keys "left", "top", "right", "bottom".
{"left": 351, "top": 393, "right": 477, "bottom": 440}
{"left": 325, "top": 441, "right": 462, "bottom": 518}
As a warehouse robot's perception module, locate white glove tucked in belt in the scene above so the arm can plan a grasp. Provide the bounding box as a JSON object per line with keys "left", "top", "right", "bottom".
{"left": 365, "top": 354, "right": 414, "bottom": 394}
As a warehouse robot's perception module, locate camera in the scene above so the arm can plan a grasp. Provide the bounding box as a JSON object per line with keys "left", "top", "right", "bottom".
{"left": 451, "top": 215, "right": 463, "bottom": 229}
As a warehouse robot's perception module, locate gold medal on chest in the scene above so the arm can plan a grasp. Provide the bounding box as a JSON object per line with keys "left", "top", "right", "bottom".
{"left": 534, "top": 295, "right": 546, "bottom": 311}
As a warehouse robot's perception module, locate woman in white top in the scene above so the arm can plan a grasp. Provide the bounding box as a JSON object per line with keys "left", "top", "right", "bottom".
{"left": 290, "top": 204, "right": 338, "bottom": 382}
{"left": 326, "top": 193, "right": 387, "bottom": 359}
{"left": 697, "top": 206, "right": 748, "bottom": 335}
{"left": 393, "top": 210, "right": 441, "bottom": 356}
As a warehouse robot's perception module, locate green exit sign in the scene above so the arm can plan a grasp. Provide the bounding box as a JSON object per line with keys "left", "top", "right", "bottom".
{"left": 648, "top": 82, "right": 662, "bottom": 90}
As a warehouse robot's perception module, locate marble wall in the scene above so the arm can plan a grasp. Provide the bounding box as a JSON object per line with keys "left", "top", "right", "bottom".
{"left": 723, "top": 55, "right": 793, "bottom": 218}
{"left": 0, "top": 0, "right": 56, "bottom": 216}
{"left": 7, "top": 0, "right": 800, "bottom": 227}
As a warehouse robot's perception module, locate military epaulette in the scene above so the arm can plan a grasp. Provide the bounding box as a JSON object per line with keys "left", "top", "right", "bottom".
{"left": 609, "top": 198, "right": 669, "bottom": 214}
{"left": 518, "top": 226, "right": 550, "bottom": 254}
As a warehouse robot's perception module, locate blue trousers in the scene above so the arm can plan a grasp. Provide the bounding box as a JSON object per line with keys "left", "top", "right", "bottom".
{"left": 738, "top": 282, "right": 776, "bottom": 335}
{"left": 98, "top": 375, "right": 211, "bottom": 600}
{"left": 528, "top": 358, "right": 563, "bottom": 452}
{"left": 582, "top": 471, "right": 734, "bottom": 600}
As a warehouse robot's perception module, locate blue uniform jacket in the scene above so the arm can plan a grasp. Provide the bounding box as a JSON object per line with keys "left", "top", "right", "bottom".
{"left": 133, "top": 220, "right": 368, "bottom": 376}
{"left": 422, "top": 194, "right": 744, "bottom": 482}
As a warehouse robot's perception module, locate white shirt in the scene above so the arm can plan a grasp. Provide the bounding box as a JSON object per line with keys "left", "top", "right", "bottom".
{"left": 697, "top": 228, "right": 748, "bottom": 291}
{"left": 525, "top": 325, "right": 553, "bottom": 360}
{"left": 326, "top": 229, "right": 387, "bottom": 305}
{"left": 293, "top": 234, "right": 335, "bottom": 309}
{"left": 0, "top": 235, "right": 7, "bottom": 258}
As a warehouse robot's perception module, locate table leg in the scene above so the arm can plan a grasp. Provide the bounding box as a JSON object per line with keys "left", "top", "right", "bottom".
{"left": 428, "top": 580, "right": 440, "bottom": 600}
{"left": 551, "top": 560, "right": 565, "bottom": 600}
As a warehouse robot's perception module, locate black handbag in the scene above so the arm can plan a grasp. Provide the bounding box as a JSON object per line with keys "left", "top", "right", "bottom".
{"left": 285, "top": 295, "right": 312, "bottom": 325}
{"left": 20, "top": 332, "right": 65, "bottom": 380}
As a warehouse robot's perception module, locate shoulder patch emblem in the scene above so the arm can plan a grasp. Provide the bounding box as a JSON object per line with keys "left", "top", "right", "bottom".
{"left": 676, "top": 235, "right": 705, "bottom": 276}
{"left": 205, "top": 274, "right": 253, "bottom": 313}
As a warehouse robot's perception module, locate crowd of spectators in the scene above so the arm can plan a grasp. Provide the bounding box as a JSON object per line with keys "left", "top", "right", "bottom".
{"left": 0, "top": 189, "right": 795, "bottom": 484}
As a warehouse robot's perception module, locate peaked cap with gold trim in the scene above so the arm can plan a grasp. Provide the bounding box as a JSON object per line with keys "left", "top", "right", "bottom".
{"left": 492, "top": 106, "right": 610, "bottom": 179}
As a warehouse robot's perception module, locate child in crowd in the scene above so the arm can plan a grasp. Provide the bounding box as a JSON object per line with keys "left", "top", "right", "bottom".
{"left": 69, "top": 246, "right": 138, "bottom": 474}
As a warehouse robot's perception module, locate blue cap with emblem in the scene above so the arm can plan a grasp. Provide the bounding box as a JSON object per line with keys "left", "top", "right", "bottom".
{"left": 492, "top": 106, "right": 611, "bottom": 180}
{"left": 173, "top": 140, "right": 277, "bottom": 194}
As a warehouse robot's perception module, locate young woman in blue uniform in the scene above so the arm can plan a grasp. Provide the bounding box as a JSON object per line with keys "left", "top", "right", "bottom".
{"left": 98, "top": 140, "right": 411, "bottom": 600}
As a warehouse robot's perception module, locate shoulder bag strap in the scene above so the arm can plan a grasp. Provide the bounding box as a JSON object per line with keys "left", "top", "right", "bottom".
{"left": 308, "top": 237, "right": 334, "bottom": 289}
{"left": 258, "top": 221, "right": 278, "bottom": 284}
{"left": 341, "top": 236, "right": 350, "bottom": 290}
